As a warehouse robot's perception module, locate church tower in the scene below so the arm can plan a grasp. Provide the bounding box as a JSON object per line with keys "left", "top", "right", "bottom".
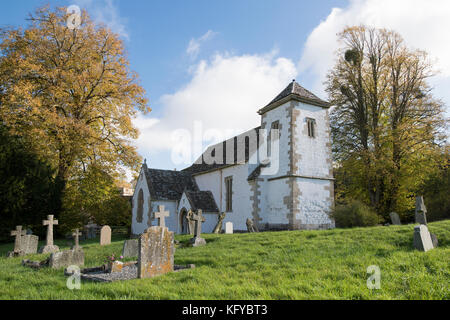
{"left": 255, "top": 80, "right": 335, "bottom": 230}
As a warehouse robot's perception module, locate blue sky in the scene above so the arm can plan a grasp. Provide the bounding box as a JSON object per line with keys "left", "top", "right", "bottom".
{"left": 2, "top": 0, "right": 449, "bottom": 176}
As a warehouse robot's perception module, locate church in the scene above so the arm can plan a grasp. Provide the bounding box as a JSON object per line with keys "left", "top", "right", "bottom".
{"left": 131, "top": 80, "right": 335, "bottom": 236}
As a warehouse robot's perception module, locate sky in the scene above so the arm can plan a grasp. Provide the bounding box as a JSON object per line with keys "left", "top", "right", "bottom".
{"left": 2, "top": 0, "right": 449, "bottom": 178}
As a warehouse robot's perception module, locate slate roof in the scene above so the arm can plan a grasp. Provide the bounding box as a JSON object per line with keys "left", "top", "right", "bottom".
{"left": 247, "top": 162, "right": 270, "bottom": 181}
{"left": 143, "top": 164, "right": 199, "bottom": 201}
{"left": 182, "top": 127, "right": 262, "bottom": 175}
{"left": 258, "top": 80, "right": 329, "bottom": 114}
{"left": 184, "top": 190, "right": 219, "bottom": 213}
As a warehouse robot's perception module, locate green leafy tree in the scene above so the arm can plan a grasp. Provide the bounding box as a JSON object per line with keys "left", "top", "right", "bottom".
{"left": 327, "top": 26, "right": 447, "bottom": 218}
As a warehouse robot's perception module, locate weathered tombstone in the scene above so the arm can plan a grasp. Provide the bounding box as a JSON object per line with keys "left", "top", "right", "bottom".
{"left": 155, "top": 205, "right": 170, "bottom": 228}
{"left": 190, "top": 210, "right": 206, "bottom": 247}
{"left": 84, "top": 223, "right": 97, "bottom": 239}
{"left": 10, "top": 226, "right": 26, "bottom": 253}
{"left": 213, "top": 212, "right": 226, "bottom": 234}
{"left": 415, "top": 196, "right": 428, "bottom": 225}
{"left": 72, "top": 229, "right": 82, "bottom": 250}
{"left": 8, "top": 226, "right": 39, "bottom": 257}
{"left": 246, "top": 218, "right": 259, "bottom": 233}
{"left": 100, "top": 226, "right": 112, "bottom": 246}
{"left": 413, "top": 225, "right": 434, "bottom": 252}
{"left": 138, "top": 226, "right": 174, "bottom": 279}
{"left": 225, "top": 222, "right": 233, "bottom": 234}
{"left": 389, "top": 212, "right": 402, "bottom": 225}
{"left": 430, "top": 233, "right": 439, "bottom": 248}
{"left": 122, "top": 239, "right": 139, "bottom": 258}
{"left": 49, "top": 249, "right": 84, "bottom": 269}
{"left": 186, "top": 210, "right": 196, "bottom": 235}
{"left": 39, "top": 215, "right": 60, "bottom": 254}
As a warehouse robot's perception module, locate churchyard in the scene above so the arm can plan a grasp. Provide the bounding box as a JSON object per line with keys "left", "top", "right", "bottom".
{"left": 0, "top": 220, "right": 448, "bottom": 300}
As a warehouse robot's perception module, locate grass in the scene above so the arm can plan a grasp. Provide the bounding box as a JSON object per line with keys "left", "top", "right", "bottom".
{"left": 0, "top": 220, "right": 449, "bottom": 300}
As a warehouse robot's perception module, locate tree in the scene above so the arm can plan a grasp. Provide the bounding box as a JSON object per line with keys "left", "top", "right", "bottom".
{"left": 0, "top": 124, "right": 61, "bottom": 241}
{"left": 0, "top": 6, "right": 149, "bottom": 205}
{"left": 326, "top": 26, "right": 446, "bottom": 217}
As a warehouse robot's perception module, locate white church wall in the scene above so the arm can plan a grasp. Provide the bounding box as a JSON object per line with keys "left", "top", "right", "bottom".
{"left": 147, "top": 200, "right": 178, "bottom": 233}
{"left": 295, "top": 178, "right": 334, "bottom": 229}
{"left": 265, "top": 178, "right": 291, "bottom": 225}
{"left": 194, "top": 163, "right": 253, "bottom": 232}
{"left": 131, "top": 168, "right": 150, "bottom": 236}
{"left": 293, "top": 102, "right": 333, "bottom": 179}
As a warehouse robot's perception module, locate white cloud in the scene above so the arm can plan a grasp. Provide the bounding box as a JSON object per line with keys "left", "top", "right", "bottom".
{"left": 135, "top": 52, "right": 297, "bottom": 166}
{"left": 74, "top": 0, "right": 129, "bottom": 39}
{"left": 299, "top": 0, "right": 450, "bottom": 96}
{"left": 186, "top": 30, "right": 218, "bottom": 59}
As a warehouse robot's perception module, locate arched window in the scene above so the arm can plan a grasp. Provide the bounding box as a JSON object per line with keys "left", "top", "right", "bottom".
{"left": 137, "top": 189, "right": 144, "bottom": 223}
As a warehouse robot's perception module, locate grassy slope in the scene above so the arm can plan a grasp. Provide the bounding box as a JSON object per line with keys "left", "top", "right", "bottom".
{"left": 0, "top": 220, "right": 448, "bottom": 300}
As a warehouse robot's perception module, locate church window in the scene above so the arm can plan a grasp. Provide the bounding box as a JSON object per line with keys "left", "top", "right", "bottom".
{"left": 306, "top": 118, "right": 316, "bottom": 138}
{"left": 225, "top": 176, "right": 233, "bottom": 212}
{"left": 137, "top": 189, "right": 144, "bottom": 223}
{"left": 267, "top": 121, "right": 280, "bottom": 156}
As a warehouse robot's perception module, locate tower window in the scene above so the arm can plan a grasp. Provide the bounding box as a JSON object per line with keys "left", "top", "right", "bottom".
{"left": 267, "top": 121, "right": 280, "bottom": 156}
{"left": 306, "top": 118, "right": 316, "bottom": 138}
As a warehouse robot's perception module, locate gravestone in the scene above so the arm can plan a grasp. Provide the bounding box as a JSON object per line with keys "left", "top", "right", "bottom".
{"left": 72, "top": 229, "right": 82, "bottom": 250}
{"left": 100, "top": 226, "right": 111, "bottom": 246}
{"left": 84, "top": 223, "right": 97, "bottom": 239}
{"left": 155, "top": 205, "right": 170, "bottom": 228}
{"left": 389, "top": 212, "right": 401, "bottom": 225}
{"left": 413, "top": 225, "right": 434, "bottom": 252}
{"left": 8, "top": 226, "right": 39, "bottom": 257}
{"left": 138, "top": 226, "right": 174, "bottom": 279}
{"left": 49, "top": 249, "right": 84, "bottom": 269}
{"left": 246, "top": 218, "right": 259, "bottom": 233}
{"left": 415, "top": 196, "right": 428, "bottom": 225}
{"left": 122, "top": 239, "right": 139, "bottom": 258}
{"left": 39, "top": 215, "right": 60, "bottom": 254}
{"left": 225, "top": 222, "right": 233, "bottom": 234}
{"left": 213, "top": 212, "right": 226, "bottom": 234}
{"left": 10, "top": 226, "right": 26, "bottom": 253}
{"left": 186, "top": 210, "right": 196, "bottom": 235}
{"left": 190, "top": 210, "right": 206, "bottom": 247}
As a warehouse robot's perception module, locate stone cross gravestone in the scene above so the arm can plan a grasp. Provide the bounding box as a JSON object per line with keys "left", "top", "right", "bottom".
{"left": 8, "top": 226, "right": 38, "bottom": 257}
{"left": 389, "top": 212, "right": 401, "bottom": 225}
{"left": 122, "top": 239, "right": 139, "bottom": 258}
{"left": 186, "top": 210, "right": 196, "bottom": 235}
{"left": 39, "top": 215, "right": 60, "bottom": 254}
{"left": 415, "top": 196, "right": 428, "bottom": 225}
{"left": 11, "top": 226, "right": 26, "bottom": 252}
{"left": 413, "top": 224, "right": 434, "bottom": 252}
{"left": 213, "top": 212, "right": 226, "bottom": 234}
{"left": 72, "top": 229, "right": 82, "bottom": 250}
{"left": 138, "top": 226, "right": 174, "bottom": 279}
{"left": 155, "top": 205, "right": 170, "bottom": 228}
{"left": 190, "top": 210, "right": 206, "bottom": 247}
{"left": 84, "top": 223, "right": 97, "bottom": 239}
{"left": 100, "top": 226, "right": 112, "bottom": 246}
{"left": 225, "top": 222, "right": 233, "bottom": 234}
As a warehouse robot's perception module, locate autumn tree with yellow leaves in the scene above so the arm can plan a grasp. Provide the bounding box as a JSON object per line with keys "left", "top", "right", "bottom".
{"left": 0, "top": 6, "right": 149, "bottom": 230}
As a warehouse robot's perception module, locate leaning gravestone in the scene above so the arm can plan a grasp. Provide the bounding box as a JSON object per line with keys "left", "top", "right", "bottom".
{"left": 190, "top": 210, "right": 206, "bottom": 247}
{"left": 100, "top": 226, "right": 112, "bottom": 246}
{"left": 246, "top": 218, "right": 259, "bottom": 233}
{"left": 413, "top": 225, "right": 434, "bottom": 252}
{"left": 389, "top": 212, "right": 402, "bottom": 225}
{"left": 39, "top": 215, "right": 59, "bottom": 254}
{"left": 213, "top": 212, "right": 226, "bottom": 234}
{"left": 415, "top": 196, "right": 428, "bottom": 225}
{"left": 138, "top": 226, "right": 174, "bottom": 279}
{"left": 122, "top": 239, "right": 139, "bottom": 258}
{"left": 49, "top": 249, "right": 84, "bottom": 269}
{"left": 225, "top": 222, "right": 233, "bottom": 234}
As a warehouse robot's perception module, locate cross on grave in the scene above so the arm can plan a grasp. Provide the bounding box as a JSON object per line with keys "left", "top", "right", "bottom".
{"left": 43, "top": 215, "right": 58, "bottom": 246}
{"left": 155, "top": 205, "right": 170, "bottom": 228}
{"left": 72, "top": 229, "right": 82, "bottom": 250}
{"left": 192, "top": 210, "right": 204, "bottom": 237}
{"left": 11, "top": 226, "right": 26, "bottom": 251}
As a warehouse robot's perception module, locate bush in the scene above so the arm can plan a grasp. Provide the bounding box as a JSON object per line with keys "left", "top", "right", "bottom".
{"left": 331, "top": 200, "right": 382, "bottom": 228}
